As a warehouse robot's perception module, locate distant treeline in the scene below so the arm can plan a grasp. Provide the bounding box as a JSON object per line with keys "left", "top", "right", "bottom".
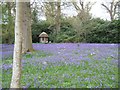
{"left": 31, "top": 18, "right": 120, "bottom": 43}
{"left": 2, "top": 18, "right": 120, "bottom": 44}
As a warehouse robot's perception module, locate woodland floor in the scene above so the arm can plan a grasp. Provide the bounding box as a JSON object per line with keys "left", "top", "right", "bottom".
{"left": 1, "top": 43, "right": 119, "bottom": 88}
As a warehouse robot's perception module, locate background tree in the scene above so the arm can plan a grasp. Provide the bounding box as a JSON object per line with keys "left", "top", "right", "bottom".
{"left": 31, "top": 1, "right": 39, "bottom": 24}
{"left": 2, "top": 2, "right": 15, "bottom": 44}
{"left": 22, "top": 1, "right": 34, "bottom": 53}
{"left": 72, "top": 0, "right": 93, "bottom": 21}
{"left": 42, "top": 0, "right": 61, "bottom": 42}
{"left": 101, "top": 0, "right": 119, "bottom": 21}
{"left": 43, "top": 1, "right": 56, "bottom": 24}
{"left": 71, "top": 0, "right": 95, "bottom": 42}
{"left": 55, "top": 0, "right": 61, "bottom": 34}
{"left": 117, "top": 0, "right": 120, "bottom": 19}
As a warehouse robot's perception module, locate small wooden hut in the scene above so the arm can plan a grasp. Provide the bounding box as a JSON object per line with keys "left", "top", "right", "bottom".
{"left": 39, "top": 32, "right": 49, "bottom": 43}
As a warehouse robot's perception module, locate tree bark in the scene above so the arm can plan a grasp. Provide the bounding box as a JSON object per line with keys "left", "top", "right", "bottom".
{"left": 10, "top": 1, "right": 23, "bottom": 88}
{"left": 22, "top": 1, "right": 34, "bottom": 53}
{"left": 22, "top": 2, "right": 28, "bottom": 53}
{"left": 118, "top": 1, "right": 120, "bottom": 19}
{"left": 55, "top": 1, "right": 61, "bottom": 34}
{"left": 27, "top": 2, "right": 34, "bottom": 52}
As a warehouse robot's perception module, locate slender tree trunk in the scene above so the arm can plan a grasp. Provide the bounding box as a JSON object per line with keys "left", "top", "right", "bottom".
{"left": 10, "top": 1, "right": 23, "bottom": 88}
{"left": 55, "top": 1, "right": 61, "bottom": 34}
{"left": 7, "top": 2, "right": 12, "bottom": 44}
{"left": 54, "top": 1, "right": 61, "bottom": 42}
{"left": 118, "top": 2, "right": 120, "bottom": 19}
{"left": 110, "top": 12, "right": 114, "bottom": 21}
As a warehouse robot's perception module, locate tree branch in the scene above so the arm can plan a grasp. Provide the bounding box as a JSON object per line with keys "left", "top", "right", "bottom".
{"left": 101, "top": 3, "right": 111, "bottom": 13}
{"left": 113, "top": 1, "right": 119, "bottom": 16}
{"left": 72, "top": 2, "right": 82, "bottom": 12}
{"left": 79, "top": 0, "right": 84, "bottom": 10}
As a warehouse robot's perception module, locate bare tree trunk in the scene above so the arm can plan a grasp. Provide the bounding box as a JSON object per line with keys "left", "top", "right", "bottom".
{"left": 118, "top": 1, "right": 120, "bottom": 19}
{"left": 22, "top": 1, "right": 34, "bottom": 53}
{"left": 10, "top": 1, "right": 23, "bottom": 88}
{"left": 27, "top": 2, "right": 34, "bottom": 52}
{"left": 22, "top": 2, "right": 28, "bottom": 53}
{"left": 55, "top": 1, "right": 61, "bottom": 34}
{"left": 54, "top": 1, "right": 61, "bottom": 42}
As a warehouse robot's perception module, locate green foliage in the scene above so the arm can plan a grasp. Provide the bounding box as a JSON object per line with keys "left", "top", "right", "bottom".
{"left": 31, "top": 18, "right": 119, "bottom": 43}
{"left": 54, "top": 21, "right": 77, "bottom": 43}
{"left": 2, "top": 24, "right": 15, "bottom": 44}
{"left": 86, "top": 19, "right": 120, "bottom": 43}
{"left": 2, "top": 2, "right": 15, "bottom": 44}
{"left": 31, "top": 20, "right": 77, "bottom": 43}
{"left": 31, "top": 21, "right": 51, "bottom": 43}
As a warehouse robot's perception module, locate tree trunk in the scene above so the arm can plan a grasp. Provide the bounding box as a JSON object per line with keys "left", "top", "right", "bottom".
{"left": 22, "top": 2, "right": 28, "bottom": 53}
{"left": 7, "top": 2, "right": 12, "bottom": 44}
{"left": 110, "top": 12, "right": 114, "bottom": 21}
{"left": 118, "top": 2, "right": 120, "bottom": 19}
{"left": 10, "top": 1, "right": 23, "bottom": 88}
{"left": 55, "top": 1, "right": 61, "bottom": 34}
{"left": 27, "top": 2, "right": 34, "bottom": 52}
{"left": 22, "top": 1, "right": 34, "bottom": 53}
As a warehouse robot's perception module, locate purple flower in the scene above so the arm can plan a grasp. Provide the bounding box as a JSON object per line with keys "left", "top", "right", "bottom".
{"left": 2, "top": 64, "right": 12, "bottom": 70}
{"left": 2, "top": 43, "right": 118, "bottom": 68}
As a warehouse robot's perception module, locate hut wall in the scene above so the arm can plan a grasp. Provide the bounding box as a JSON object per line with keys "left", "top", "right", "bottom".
{"left": 40, "top": 37, "right": 48, "bottom": 43}
{"left": 45, "top": 38, "right": 48, "bottom": 43}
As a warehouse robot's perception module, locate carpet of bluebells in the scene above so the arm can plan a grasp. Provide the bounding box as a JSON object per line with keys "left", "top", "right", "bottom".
{"left": 1, "top": 43, "right": 118, "bottom": 88}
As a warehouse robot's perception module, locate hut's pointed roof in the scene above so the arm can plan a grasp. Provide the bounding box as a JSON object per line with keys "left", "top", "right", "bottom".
{"left": 39, "top": 32, "right": 48, "bottom": 37}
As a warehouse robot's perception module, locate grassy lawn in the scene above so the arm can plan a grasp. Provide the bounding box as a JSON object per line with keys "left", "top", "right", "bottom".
{"left": 2, "top": 43, "right": 118, "bottom": 88}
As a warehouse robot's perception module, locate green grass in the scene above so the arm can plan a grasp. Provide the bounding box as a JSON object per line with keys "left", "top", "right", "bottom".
{"left": 23, "top": 50, "right": 52, "bottom": 59}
